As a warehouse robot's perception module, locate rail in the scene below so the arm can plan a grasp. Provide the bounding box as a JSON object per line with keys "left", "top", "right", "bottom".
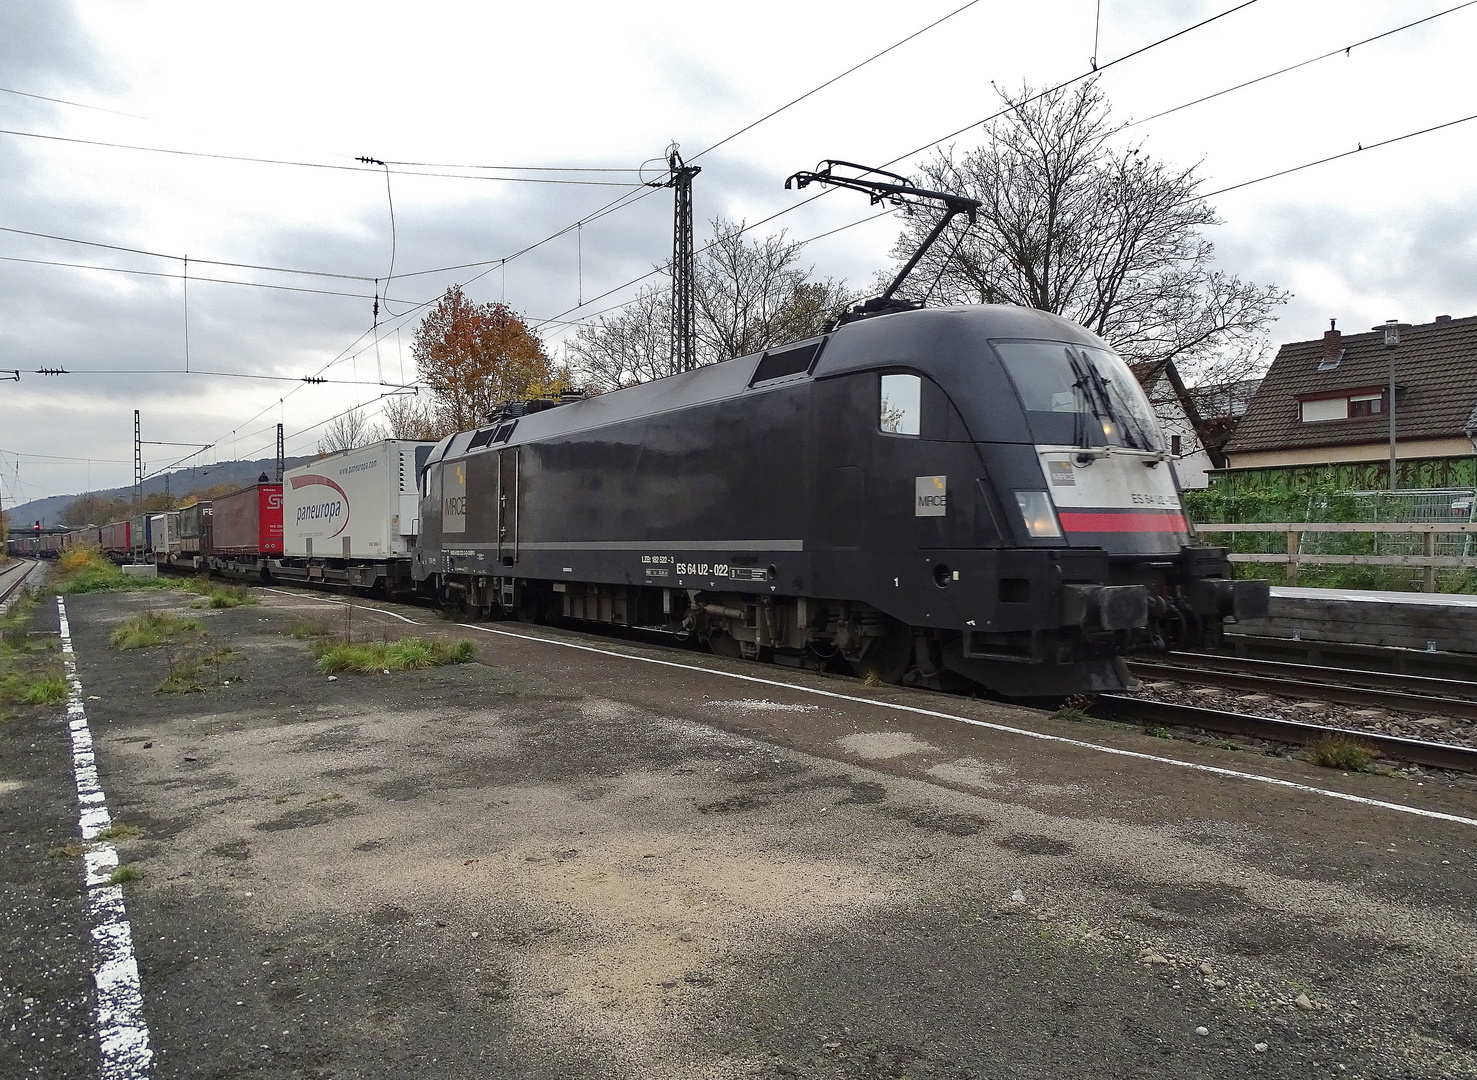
{"left": 1091, "top": 695, "right": 1477, "bottom": 773}
{"left": 0, "top": 559, "right": 41, "bottom": 613}
{"left": 1192, "top": 522, "right": 1477, "bottom": 589}
{"left": 1125, "top": 659, "right": 1477, "bottom": 722}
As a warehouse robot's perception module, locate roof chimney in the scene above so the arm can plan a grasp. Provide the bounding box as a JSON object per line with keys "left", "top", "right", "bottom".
{"left": 1323, "top": 318, "right": 1342, "bottom": 357}
{"left": 1435, "top": 314, "right": 1452, "bottom": 324}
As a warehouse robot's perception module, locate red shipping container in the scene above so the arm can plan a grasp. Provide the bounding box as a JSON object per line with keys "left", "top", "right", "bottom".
{"left": 212, "top": 483, "right": 283, "bottom": 556}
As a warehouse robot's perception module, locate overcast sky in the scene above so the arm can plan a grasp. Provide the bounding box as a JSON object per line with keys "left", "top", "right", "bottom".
{"left": 2, "top": 0, "right": 1474, "bottom": 505}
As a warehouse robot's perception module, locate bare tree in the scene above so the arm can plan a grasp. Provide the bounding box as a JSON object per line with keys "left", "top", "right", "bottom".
{"left": 565, "top": 284, "right": 673, "bottom": 393}
{"left": 374, "top": 393, "right": 453, "bottom": 441}
{"left": 566, "top": 217, "right": 854, "bottom": 392}
{"left": 318, "top": 406, "right": 373, "bottom": 455}
{"left": 695, "top": 218, "right": 852, "bottom": 362}
{"left": 891, "top": 80, "right": 1287, "bottom": 462}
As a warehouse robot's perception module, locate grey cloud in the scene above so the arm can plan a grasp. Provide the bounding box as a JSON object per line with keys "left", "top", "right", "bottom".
{"left": 0, "top": 2, "right": 120, "bottom": 97}
{"left": 1213, "top": 192, "right": 1477, "bottom": 337}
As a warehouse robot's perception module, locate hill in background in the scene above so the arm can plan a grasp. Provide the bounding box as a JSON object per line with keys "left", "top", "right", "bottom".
{"left": 4, "top": 456, "right": 315, "bottom": 528}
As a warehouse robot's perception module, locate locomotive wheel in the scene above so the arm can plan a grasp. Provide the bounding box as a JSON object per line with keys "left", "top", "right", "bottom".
{"left": 849, "top": 623, "right": 914, "bottom": 684}
{"left": 708, "top": 630, "right": 744, "bottom": 659}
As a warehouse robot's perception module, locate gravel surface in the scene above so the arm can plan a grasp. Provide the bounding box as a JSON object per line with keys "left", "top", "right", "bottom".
{"left": 6, "top": 586, "right": 1477, "bottom": 1078}
{"left": 1118, "top": 676, "right": 1477, "bottom": 791}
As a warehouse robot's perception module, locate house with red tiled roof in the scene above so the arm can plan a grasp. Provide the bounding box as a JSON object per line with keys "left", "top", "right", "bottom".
{"left": 1219, "top": 315, "right": 1477, "bottom": 491}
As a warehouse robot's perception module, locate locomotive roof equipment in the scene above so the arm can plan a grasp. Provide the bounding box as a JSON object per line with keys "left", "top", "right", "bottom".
{"left": 785, "top": 160, "right": 982, "bottom": 324}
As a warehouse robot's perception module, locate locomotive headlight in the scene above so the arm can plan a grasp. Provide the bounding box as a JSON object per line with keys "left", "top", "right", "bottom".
{"left": 1014, "top": 491, "right": 1062, "bottom": 538}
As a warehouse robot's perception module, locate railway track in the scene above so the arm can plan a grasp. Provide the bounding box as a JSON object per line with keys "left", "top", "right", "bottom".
{"left": 1147, "top": 651, "right": 1477, "bottom": 700}
{"left": 1090, "top": 694, "right": 1477, "bottom": 774}
{"left": 0, "top": 559, "right": 41, "bottom": 613}
{"left": 1124, "top": 657, "right": 1477, "bottom": 723}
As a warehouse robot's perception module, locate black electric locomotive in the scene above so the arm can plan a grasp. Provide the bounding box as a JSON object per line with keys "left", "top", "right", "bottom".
{"left": 412, "top": 301, "right": 1267, "bottom": 698}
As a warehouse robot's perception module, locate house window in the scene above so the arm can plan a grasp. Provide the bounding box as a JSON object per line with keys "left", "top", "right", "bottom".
{"left": 1299, "top": 387, "right": 1387, "bottom": 422}
{"left": 1300, "top": 397, "right": 1349, "bottom": 422}
{"left": 1171, "top": 434, "right": 1182, "bottom": 455}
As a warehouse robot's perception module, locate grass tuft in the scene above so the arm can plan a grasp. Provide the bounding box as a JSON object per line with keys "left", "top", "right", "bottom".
{"left": 96, "top": 823, "right": 143, "bottom": 841}
{"left": 1307, "top": 734, "right": 1377, "bottom": 771}
{"left": 1052, "top": 707, "right": 1090, "bottom": 724}
{"left": 52, "top": 546, "right": 172, "bottom": 595}
{"left": 157, "top": 646, "right": 242, "bottom": 694}
{"left": 20, "top": 672, "right": 67, "bottom": 706}
{"left": 106, "top": 865, "right": 142, "bottom": 886}
{"left": 312, "top": 635, "right": 476, "bottom": 675}
{"left": 1145, "top": 725, "right": 1174, "bottom": 740}
{"left": 182, "top": 577, "right": 257, "bottom": 608}
{"left": 108, "top": 610, "right": 203, "bottom": 650}
{"left": 287, "top": 617, "right": 333, "bottom": 640}
{"left": 47, "top": 840, "right": 87, "bottom": 859}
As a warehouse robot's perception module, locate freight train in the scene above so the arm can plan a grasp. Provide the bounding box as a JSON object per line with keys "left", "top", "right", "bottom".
{"left": 14, "top": 304, "right": 1267, "bottom": 698}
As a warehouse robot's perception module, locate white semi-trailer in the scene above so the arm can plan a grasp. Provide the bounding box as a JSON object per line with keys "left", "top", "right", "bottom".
{"left": 276, "top": 439, "right": 435, "bottom": 592}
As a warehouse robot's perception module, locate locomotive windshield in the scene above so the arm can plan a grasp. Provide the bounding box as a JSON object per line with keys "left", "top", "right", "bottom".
{"left": 993, "top": 340, "right": 1165, "bottom": 451}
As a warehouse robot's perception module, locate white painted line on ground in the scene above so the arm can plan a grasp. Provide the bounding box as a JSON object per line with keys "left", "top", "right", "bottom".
{"left": 260, "top": 587, "right": 422, "bottom": 624}
{"left": 259, "top": 587, "right": 1477, "bottom": 827}
{"left": 456, "top": 621, "right": 1477, "bottom": 830}
{"left": 57, "top": 597, "right": 155, "bottom": 1079}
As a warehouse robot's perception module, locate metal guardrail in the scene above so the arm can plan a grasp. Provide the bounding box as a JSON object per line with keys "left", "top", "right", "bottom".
{"left": 1193, "top": 522, "right": 1477, "bottom": 589}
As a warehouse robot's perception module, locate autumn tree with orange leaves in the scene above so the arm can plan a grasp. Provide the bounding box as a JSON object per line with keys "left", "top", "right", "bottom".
{"left": 411, "top": 287, "right": 566, "bottom": 432}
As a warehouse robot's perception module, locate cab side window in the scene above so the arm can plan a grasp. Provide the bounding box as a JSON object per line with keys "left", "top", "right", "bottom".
{"left": 879, "top": 373, "right": 921, "bottom": 436}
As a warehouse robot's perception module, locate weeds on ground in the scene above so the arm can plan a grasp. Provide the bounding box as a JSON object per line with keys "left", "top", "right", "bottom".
{"left": 861, "top": 668, "right": 882, "bottom": 688}
{"left": 51, "top": 546, "right": 172, "bottom": 595}
{"left": 158, "top": 646, "right": 243, "bottom": 694}
{"left": 1, "top": 594, "right": 38, "bottom": 647}
{"left": 181, "top": 576, "right": 257, "bottom": 609}
{"left": 312, "top": 635, "right": 475, "bottom": 675}
{"left": 106, "top": 865, "right": 142, "bottom": 886}
{"left": 1307, "top": 734, "right": 1377, "bottom": 771}
{"left": 20, "top": 672, "right": 67, "bottom": 705}
{"left": 0, "top": 596, "right": 66, "bottom": 716}
{"left": 1052, "top": 707, "right": 1091, "bottom": 724}
{"left": 47, "top": 840, "right": 87, "bottom": 859}
{"left": 286, "top": 617, "right": 333, "bottom": 640}
{"left": 96, "top": 823, "right": 143, "bottom": 841}
{"left": 1145, "top": 726, "right": 1174, "bottom": 739}
{"left": 108, "top": 610, "right": 204, "bottom": 650}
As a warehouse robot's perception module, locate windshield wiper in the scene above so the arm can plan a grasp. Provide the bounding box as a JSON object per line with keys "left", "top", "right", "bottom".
{"left": 1063, "top": 350, "right": 1093, "bottom": 450}
{"left": 1077, "top": 349, "right": 1141, "bottom": 450}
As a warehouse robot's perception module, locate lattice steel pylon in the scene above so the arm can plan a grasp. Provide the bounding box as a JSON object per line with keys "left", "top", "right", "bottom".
{"left": 664, "top": 146, "right": 701, "bottom": 375}
{"left": 276, "top": 423, "right": 284, "bottom": 482}
{"left": 133, "top": 410, "right": 142, "bottom": 513}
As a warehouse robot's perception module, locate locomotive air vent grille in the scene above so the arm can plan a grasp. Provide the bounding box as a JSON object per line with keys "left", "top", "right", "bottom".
{"left": 749, "top": 339, "right": 825, "bottom": 387}
{"left": 468, "top": 427, "right": 497, "bottom": 450}
{"left": 493, "top": 422, "right": 517, "bottom": 444}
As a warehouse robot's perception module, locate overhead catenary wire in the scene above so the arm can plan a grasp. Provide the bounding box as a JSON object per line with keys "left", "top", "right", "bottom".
{"left": 689, "top": 0, "right": 983, "bottom": 163}
{"left": 0, "top": 85, "right": 149, "bottom": 120}
{"left": 0, "top": 128, "right": 648, "bottom": 185}
{"left": 1124, "top": 0, "right": 1477, "bottom": 129}
{"left": 0, "top": 254, "right": 419, "bottom": 301}
{"left": 0, "top": 224, "right": 378, "bottom": 281}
